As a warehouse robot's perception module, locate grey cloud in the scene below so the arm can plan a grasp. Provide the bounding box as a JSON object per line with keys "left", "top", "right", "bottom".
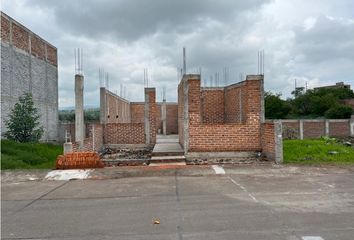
{"left": 294, "top": 16, "right": 354, "bottom": 63}
{"left": 28, "top": 0, "right": 269, "bottom": 41}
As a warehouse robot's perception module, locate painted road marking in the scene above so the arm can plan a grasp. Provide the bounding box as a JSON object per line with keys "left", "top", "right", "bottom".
{"left": 45, "top": 169, "right": 93, "bottom": 181}
{"left": 302, "top": 237, "right": 324, "bottom": 240}
{"left": 212, "top": 165, "right": 225, "bottom": 175}
{"left": 228, "top": 176, "right": 258, "bottom": 203}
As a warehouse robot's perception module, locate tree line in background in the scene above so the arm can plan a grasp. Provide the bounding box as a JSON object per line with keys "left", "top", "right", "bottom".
{"left": 59, "top": 109, "right": 100, "bottom": 122}
{"left": 265, "top": 87, "right": 354, "bottom": 119}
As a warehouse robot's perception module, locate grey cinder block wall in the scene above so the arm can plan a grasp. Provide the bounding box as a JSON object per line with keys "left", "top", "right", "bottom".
{"left": 1, "top": 12, "right": 58, "bottom": 141}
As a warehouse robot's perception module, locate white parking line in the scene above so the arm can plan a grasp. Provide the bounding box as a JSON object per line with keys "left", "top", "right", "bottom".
{"left": 212, "top": 165, "right": 225, "bottom": 175}
{"left": 227, "top": 176, "right": 258, "bottom": 203}
{"left": 302, "top": 236, "right": 324, "bottom": 240}
{"left": 45, "top": 169, "right": 93, "bottom": 181}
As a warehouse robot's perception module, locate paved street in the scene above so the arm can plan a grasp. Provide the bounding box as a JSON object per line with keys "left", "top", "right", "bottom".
{"left": 2, "top": 165, "right": 354, "bottom": 239}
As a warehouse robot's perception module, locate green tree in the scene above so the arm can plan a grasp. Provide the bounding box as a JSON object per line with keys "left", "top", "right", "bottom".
{"left": 265, "top": 92, "right": 291, "bottom": 119}
{"left": 324, "top": 104, "right": 353, "bottom": 119}
{"left": 289, "top": 87, "right": 354, "bottom": 118}
{"left": 5, "top": 93, "right": 44, "bottom": 142}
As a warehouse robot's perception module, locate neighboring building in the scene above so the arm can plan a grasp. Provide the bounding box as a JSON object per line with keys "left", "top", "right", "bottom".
{"left": 314, "top": 82, "right": 350, "bottom": 90}
{"left": 1, "top": 12, "right": 58, "bottom": 141}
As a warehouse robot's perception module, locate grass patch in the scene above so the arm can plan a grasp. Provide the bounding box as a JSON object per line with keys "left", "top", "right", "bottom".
{"left": 284, "top": 138, "right": 354, "bottom": 164}
{"left": 1, "top": 140, "right": 62, "bottom": 169}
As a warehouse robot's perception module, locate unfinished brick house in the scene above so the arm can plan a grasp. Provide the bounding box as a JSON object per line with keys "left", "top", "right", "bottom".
{"left": 61, "top": 73, "right": 282, "bottom": 167}
{"left": 178, "top": 74, "right": 282, "bottom": 163}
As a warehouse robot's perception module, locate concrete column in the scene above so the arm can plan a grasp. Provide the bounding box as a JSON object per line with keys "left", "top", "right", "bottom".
{"left": 325, "top": 119, "right": 329, "bottom": 136}
{"left": 183, "top": 78, "right": 189, "bottom": 154}
{"left": 75, "top": 74, "right": 84, "bottom": 148}
{"left": 350, "top": 116, "right": 354, "bottom": 137}
{"left": 161, "top": 100, "right": 167, "bottom": 135}
{"left": 99, "top": 87, "right": 107, "bottom": 124}
{"left": 274, "top": 120, "right": 283, "bottom": 164}
{"left": 299, "top": 119, "right": 304, "bottom": 140}
{"left": 144, "top": 89, "right": 150, "bottom": 145}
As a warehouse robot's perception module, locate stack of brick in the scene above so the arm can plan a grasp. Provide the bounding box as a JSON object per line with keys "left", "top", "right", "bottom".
{"left": 56, "top": 152, "right": 104, "bottom": 169}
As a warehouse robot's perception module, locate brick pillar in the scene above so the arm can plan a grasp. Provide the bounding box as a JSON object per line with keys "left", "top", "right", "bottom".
{"left": 144, "top": 88, "right": 156, "bottom": 145}
{"left": 187, "top": 75, "right": 201, "bottom": 125}
{"left": 184, "top": 74, "right": 201, "bottom": 154}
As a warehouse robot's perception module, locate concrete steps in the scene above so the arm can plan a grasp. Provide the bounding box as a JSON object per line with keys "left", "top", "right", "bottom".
{"left": 150, "top": 135, "right": 186, "bottom": 165}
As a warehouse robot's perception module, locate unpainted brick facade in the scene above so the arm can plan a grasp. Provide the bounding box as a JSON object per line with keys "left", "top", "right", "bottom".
{"left": 178, "top": 74, "right": 282, "bottom": 162}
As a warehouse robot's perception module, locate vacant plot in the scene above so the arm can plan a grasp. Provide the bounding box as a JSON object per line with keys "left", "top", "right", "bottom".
{"left": 1, "top": 140, "right": 62, "bottom": 169}
{"left": 284, "top": 138, "right": 354, "bottom": 164}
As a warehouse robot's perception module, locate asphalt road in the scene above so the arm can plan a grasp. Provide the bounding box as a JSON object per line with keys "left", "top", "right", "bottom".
{"left": 2, "top": 165, "right": 354, "bottom": 239}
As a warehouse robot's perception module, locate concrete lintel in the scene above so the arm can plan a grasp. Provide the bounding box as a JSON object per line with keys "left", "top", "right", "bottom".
{"left": 246, "top": 75, "right": 263, "bottom": 81}
{"left": 186, "top": 151, "right": 259, "bottom": 159}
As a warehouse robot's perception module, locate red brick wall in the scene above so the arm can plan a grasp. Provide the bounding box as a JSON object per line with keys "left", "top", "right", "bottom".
{"left": 281, "top": 121, "right": 299, "bottom": 138}
{"left": 329, "top": 121, "right": 350, "bottom": 137}
{"left": 166, "top": 104, "right": 178, "bottom": 134}
{"left": 31, "top": 35, "right": 45, "bottom": 60}
{"left": 103, "top": 90, "right": 131, "bottom": 124}
{"left": 303, "top": 121, "right": 325, "bottom": 138}
{"left": 156, "top": 104, "right": 162, "bottom": 133}
{"left": 12, "top": 22, "right": 29, "bottom": 52}
{"left": 261, "top": 122, "right": 275, "bottom": 160}
{"left": 186, "top": 77, "right": 262, "bottom": 152}
{"left": 225, "top": 84, "right": 246, "bottom": 123}
{"left": 46, "top": 44, "right": 57, "bottom": 66}
{"left": 1, "top": 14, "right": 10, "bottom": 42}
{"left": 201, "top": 89, "right": 224, "bottom": 123}
{"left": 130, "top": 103, "right": 145, "bottom": 123}
{"left": 104, "top": 123, "right": 145, "bottom": 144}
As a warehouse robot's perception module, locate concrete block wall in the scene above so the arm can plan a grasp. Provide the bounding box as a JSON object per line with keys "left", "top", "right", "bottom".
{"left": 1, "top": 12, "right": 58, "bottom": 141}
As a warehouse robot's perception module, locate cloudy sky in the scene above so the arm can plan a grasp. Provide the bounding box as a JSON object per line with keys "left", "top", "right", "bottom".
{"left": 2, "top": 0, "right": 354, "bottom": 108}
